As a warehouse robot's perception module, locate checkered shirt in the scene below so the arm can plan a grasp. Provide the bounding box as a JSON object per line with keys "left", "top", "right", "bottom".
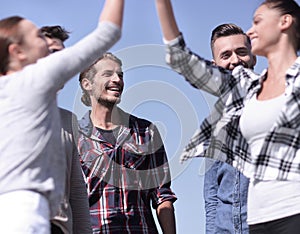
{"left": 78, "top": 108, "right": 177, "bottom": 234}
{"left": 165, "top": 33, "right": 300, "bottom": 181}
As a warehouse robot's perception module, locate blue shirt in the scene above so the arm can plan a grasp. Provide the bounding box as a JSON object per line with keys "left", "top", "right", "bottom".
{"left": 204, "top": 160, "right": 249, "bottom": 233}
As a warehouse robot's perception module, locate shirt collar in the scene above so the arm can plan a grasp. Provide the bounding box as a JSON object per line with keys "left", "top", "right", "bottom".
{"left": 78, "top": 107, "right": 132, "bottom": 138}
{"left": 286, "top": 56, "right": 300, "bottom": 78}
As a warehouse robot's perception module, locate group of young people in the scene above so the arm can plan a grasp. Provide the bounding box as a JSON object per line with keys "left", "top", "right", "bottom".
{"left": 1, "top": 0, "right": 300, "bottom": 234}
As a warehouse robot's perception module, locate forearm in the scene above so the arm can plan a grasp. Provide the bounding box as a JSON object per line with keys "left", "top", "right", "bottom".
{"left": 156, "top": 201, "right": 176, "bottom": 234}
{"left": 28, "top": 0, "right": 123, "bottom": 93}
{"left": 32, "top": 21, "right": 121, "bottom": 93}
{"left": 164, "top": 36, "right": 223, "bottom": 96}
{"left": 100, "top": 0, "right": 124, "bottom": 28}
{"left": 155, "top": 0, "right": 180, "bottom": 41}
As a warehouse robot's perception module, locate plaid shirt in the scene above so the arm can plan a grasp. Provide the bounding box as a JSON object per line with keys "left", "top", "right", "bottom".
{"left": 78, "top": 108, "right": 177, "bottom": 234}
{"left": 165, "top": 33, "right": 300, "bottom": 181}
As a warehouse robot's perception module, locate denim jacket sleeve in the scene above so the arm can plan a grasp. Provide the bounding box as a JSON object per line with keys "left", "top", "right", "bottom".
{"left": 203, "top": 159, "right": 220, "bottom": 233}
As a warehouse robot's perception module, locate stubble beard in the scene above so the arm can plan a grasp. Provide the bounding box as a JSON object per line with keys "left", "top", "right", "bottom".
{"left": 97, "top": 96, "right": 121, "bottom": 109}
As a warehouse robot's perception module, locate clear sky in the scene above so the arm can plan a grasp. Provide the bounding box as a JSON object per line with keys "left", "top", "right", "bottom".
{"left": 2, "top": 0, "right": 300, "bottom": 233}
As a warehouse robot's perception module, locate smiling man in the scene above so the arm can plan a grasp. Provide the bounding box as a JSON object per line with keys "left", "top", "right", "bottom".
{"left": 77, "top": 52, "right": 177, "bottom": 234}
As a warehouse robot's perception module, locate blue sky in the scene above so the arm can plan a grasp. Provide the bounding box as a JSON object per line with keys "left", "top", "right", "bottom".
{"left": 2, "top": 0, "right": 300, "bottom": 233}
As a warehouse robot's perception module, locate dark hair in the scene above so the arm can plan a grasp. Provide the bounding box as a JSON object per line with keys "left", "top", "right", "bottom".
{"left": 210, "top": 23, "right": 250, "bottom": 57}
{"left": 79, "top": 52, "right": 122, "bottom": 106}
{"left": 0, "top": 16, "right": 24, "bottom": 75}
{"left": 40, "top": 25, "right": 70, "bottom": 42}
{"left": 262, "top": 0, "right": 300, "bottom": 51}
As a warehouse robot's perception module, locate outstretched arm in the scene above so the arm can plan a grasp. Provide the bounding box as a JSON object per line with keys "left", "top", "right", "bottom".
{"left": 155, "top": 0, "right": 227, "bottom": 96}
{"left": 32, "top": 0, "right": 124, "bottom": 94}
{"left": 100, "top": 0, "right": 124, "bottom": 28}
{"left": 155, "top": 0, "right": 180, "bottom": 41}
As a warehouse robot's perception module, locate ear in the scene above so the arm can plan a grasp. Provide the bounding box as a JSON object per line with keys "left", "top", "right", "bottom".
{"left": 8, "top": 43, "right": 26, "bottom": 61}
{"left": 280, "top": 14, "right": 293, "bottom": 31}
{"left": 81, "top": 78, "right": 93, "bottom": 91}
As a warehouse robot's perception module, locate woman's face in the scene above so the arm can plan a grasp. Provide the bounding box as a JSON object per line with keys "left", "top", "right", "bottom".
{"left": 17, "top": 19, "right": 50, "bottom": 66}
{"left": 247, "top": 4, "right": 283, "bottom": 57}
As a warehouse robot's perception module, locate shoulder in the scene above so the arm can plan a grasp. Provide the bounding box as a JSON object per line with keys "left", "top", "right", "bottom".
{"left": 125, "top": 112, "right": 155, "bottom": 132}
{"left": 117, "top": 107, "right": 152, "bottom": 127}
{"left": 59, "top": 107, "right": 75, "bottom": 116}
{"left": 59, "top": 108, "right": 78, "bottom": 122}
{"left": 130, "top": 114, "right": 153, "bottom": 127}
{"left": 59, "top": 108, "right": 79, "bottom": 132}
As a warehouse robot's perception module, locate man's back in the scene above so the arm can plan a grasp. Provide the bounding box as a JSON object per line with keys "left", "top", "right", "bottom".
{"left": 52, "top": 108, "right": 91, "bottom": 234}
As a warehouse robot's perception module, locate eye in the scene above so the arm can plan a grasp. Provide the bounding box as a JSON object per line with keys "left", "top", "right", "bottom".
{"left": 236, "top": 49, "right": 249, "bottom": 56}
{"left": 220, "top": 52, "right": 231, "bottom": 60}
{"left": 253, "top": 17, "right": 261, "bottom": 25}
{"left": 117, "top": 72, "right": 123, "bottom": 79}
{"left": 103, "top": 71, "right": 113, "bottom": 77}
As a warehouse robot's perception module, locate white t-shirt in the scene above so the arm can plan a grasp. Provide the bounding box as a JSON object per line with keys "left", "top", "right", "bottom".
{"left": 240, "top": 93, "right": 300, "bottom": 224}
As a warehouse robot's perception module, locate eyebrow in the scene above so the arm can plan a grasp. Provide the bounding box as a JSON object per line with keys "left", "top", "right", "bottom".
{"left": 101, "top": 69, "right": 123, "bottom": 74}
{"left": 220, "top": 46, "right": 248, "bottom": 53}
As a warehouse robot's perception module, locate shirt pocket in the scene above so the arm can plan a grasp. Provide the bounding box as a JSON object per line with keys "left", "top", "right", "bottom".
{"left": 121, "top": 142, "right": 149, "bottom": 169}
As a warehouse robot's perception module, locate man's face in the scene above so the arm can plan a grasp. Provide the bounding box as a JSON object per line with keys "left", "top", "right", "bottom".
{"left": 212, "top": 34, "right": 256, "bottom": 70}
{"left": 90, "top": 58, "right": 124, "bottom": 107}
{"left": 45, "top": 37, "right": 65, "bottom": 53}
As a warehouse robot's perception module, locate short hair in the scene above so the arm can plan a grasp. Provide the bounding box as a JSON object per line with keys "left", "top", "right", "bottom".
{"left": 210, "top": 23, "right": 250, "bottom": 57}
{"left": 40, "top": 25, "right": 70, "bottom": 42}
{"left": 79, "top": 52, "right": 122, "bottom": 106}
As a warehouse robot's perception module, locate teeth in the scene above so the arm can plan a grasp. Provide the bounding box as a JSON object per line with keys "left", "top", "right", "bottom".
{"left": 109, "top": 88, "right": 119, "bottom": 91}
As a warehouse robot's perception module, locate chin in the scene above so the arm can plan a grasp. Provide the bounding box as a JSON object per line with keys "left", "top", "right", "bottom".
{"left": 115, "top": 98, "right": 121, "bottom": 104}
{"left": 101, "top": 98, "right": 121, "bottom": 107}
{"left": 251, "top": 47, "right": 263, "bottom": 57}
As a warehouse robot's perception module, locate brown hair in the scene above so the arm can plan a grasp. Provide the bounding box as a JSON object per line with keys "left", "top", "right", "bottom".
{"left": 210, "top": 23, "right": 251, "bottom": 58}
{"left": 262, "top": 0, "right": 300, "bottom": 51}
{"left": 0, "top": 16, "right": 24, "bottom": 75}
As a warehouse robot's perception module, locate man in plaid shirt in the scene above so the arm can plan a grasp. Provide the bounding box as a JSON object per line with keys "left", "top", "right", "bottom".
{"left": 77, "top": 52, "right": 177, "bottom": 234}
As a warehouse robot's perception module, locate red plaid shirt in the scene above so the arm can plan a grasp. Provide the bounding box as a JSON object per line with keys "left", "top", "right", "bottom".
{"left": 78, "top": 108, "right": 177, "bottom": 234}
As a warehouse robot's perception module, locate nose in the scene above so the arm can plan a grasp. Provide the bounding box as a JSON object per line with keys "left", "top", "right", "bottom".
{"left": 228, "top": 53, "right": 244, "bottom": 70}
{"left": 231, "top": 53, "right": 241, "bottom": 65}
{"left": 246, "top": 26, "right": 253, "bottom": 38}
{"left": 111, "top": 72, "right": 122, "bottom": 82}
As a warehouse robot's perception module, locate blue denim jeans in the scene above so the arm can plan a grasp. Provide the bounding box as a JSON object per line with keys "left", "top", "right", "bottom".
{"left": 204, "top": 159, "right": 249, "bottom": 234}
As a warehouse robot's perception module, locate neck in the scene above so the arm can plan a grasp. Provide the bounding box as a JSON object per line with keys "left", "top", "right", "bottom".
{"left": 90, "top": 103, "right": 120, "bottom": 130}
{"left": 265, "top": 42, "right": 297, "bottom": 81}
{"left": 5, "top": 67, "right": 21, "bottom": 76}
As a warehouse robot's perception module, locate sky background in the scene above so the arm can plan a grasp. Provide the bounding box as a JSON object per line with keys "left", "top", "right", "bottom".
{"left": 2, "top": 1, "right": 299, "bottom": 233}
